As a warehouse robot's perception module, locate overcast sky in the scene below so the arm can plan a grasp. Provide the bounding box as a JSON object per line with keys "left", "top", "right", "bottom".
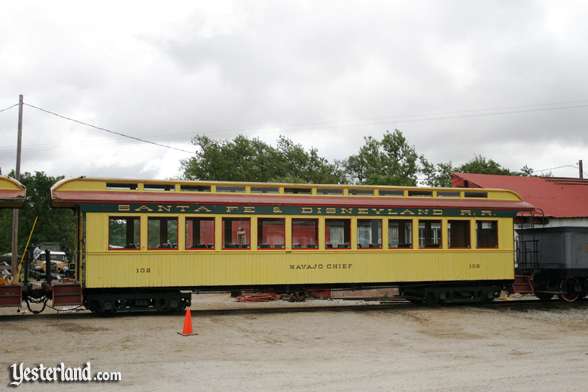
{"left": 1, "top": 1, "right": 587, "bottom": 181}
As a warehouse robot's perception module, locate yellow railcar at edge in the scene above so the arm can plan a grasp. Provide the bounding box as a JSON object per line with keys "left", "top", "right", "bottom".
{"left": 0, "top": 176, "right": 26, "bottom": 208}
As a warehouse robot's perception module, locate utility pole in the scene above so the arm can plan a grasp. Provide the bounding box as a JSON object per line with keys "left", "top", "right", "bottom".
{"left": 11, "top": 94, "right": 23, "bottom": 282}
{"left": 580, "top": 159, "right": 584, "bottom": 180}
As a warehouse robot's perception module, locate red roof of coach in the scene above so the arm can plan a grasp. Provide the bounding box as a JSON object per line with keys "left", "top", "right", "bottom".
{"left": 52, "top": 189, "right": 534, "bottom": 211}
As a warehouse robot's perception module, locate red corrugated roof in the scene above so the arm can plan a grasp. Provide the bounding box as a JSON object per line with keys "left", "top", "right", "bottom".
{"left": 451, "top": 173, "right": 588, "bottom": 218}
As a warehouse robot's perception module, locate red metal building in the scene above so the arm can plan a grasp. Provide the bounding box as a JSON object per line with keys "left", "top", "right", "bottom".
{"left": 451, "top": 173, "right": 588, "bottom": 227}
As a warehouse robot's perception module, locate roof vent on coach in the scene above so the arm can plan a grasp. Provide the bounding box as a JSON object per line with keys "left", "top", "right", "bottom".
{"left": 408, "top": 190, "right": 433, "bottom": 197}
{"left": 216, "top": 185, "right": 245, "bottom": 193}
{"left": 379, "top": 189, "right": 403, "bottom": 196}
{"left": 464, "top": 191, "right": 488, "bottom": 198}
{"left": 181, "top": 185, "right": 211, "bottom": 192}
{"left": 144, "top": 184, "right": 174, "bottom": 191}
{"left": 349, "top": 189, "right": 374, "bottom": 196}
{"left": 284, "top": 187, "right": 312, "bottom": 194}
{"left": 437, "top": 191, "right": 460, "bottom": 197}
{"left": 250, "top": 186, "right": 280, "bottom": 193}
{"left": 106, "top": 183, "right": 138, "bottom": 190}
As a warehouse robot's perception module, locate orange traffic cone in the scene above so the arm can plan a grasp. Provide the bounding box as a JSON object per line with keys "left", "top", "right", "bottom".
{"left": 178, "top": 307, "right": 197, "bottom": 336}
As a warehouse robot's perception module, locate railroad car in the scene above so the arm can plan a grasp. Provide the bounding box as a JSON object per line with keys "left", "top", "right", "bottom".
{"left": 0, "top": 175, "right": 25, "bottom": 208}
{"left": 48, "top": 177, "right": 533, "bottom": 312}
{"left": 517, "top": 227, "right": 588, "bottom": 302}
{"left": 0, "top": 176, "right": 26, "bottom": 307}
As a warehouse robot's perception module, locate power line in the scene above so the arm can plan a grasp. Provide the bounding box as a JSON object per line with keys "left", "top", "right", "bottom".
{"left": 0, "top": 103, "right": 18, "bottom": 114}
{"left": 11, "top": 99, "right": 588, "bottom": 158}
{"left": 23, "top": 102, "right": 193, "bottom": 154}
{"left": 277, "top": 99, "right": 588, "bottom": 132}
{"left": 13, "top": 98, "right": 588, "bottom": 146}
{"left": 198, "top": 100, "right": 588, "bottom": 136}
{"left": 535, "top": 164, "right": 578, "bottom": 173}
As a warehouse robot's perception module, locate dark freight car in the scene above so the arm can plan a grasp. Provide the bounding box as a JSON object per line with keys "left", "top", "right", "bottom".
{"left": 517, "top": 227, "right": 588, "bottom": 302}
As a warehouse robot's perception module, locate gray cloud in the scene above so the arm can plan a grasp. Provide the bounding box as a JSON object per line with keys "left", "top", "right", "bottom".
{"left": 0, "top": 1, "right": 586, "bottom": 179}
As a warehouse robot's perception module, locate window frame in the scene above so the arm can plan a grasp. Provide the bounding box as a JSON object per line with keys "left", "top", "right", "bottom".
{"left": 291, "top": 218, "right": 319, "bottom": 250}
{"left": 222, "top": 217, "right": 252, "bottom": 250}
{"left": 257, "top": 218, "right": 286, "bottom": 250}
{"left": 448, "top": 219, "right": 471, "bottom": 249}
{"left": 418, "top": 219, "right": 442, "bottom": 249}
{"left": 147, "top": 216, "right": 179, "bottom": 250}
{"left": 388, "top": 219, "right": 414, "bottom": 249}
{"left": 477, "top": 220, "right": 499, "bottom": 249}
{"left": 325, "top": 218, "right": 351, "bottom": 249}
{"left": 356, "top": 219, "right": 383, "bottom": 249}
{"left": 108, "top": 216, "right": 141, "bottom": 251}
{"left": 185, "top": 217, "right": 215, "bottom": 250}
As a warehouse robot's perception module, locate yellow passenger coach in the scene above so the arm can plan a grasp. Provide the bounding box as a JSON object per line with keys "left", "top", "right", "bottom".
{"left": 0, "top": 176, "right": 26, "bottom": 308}
{"left": 51, "top": 177, "right": 533, "bottom": 312}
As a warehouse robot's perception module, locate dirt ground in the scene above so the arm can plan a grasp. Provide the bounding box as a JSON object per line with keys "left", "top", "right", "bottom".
{"left": 1, "top": 294, "right": 588, "bottom": 391}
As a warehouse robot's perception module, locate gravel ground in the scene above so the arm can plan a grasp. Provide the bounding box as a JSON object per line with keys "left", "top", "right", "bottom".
{"left": 1, "top": 294, "right": 588, "bottom": 391}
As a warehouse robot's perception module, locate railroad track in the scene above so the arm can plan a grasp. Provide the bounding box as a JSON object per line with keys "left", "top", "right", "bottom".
{"left": 1, "top": 296, "right": 587, "bottom": 321}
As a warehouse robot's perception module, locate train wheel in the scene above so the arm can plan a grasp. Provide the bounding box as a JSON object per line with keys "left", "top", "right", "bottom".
{"left": 559, "top": 291, "right": 580, "bottom": 303}
{"left": 156, "top": 298, "right": 169, "bottom": 312}
{"left": 559, "top": 279, "right": 581, "bottom": 303}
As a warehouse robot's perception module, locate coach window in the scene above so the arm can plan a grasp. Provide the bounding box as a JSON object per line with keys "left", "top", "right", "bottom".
{"left": 357, "top": 219, "right": 382, "bottom": 249}
{"left": 325, "top": 219, "right": 351, "bottom": 249}
{"left": 292, "top": 219, "right": 319, "bottom": 249}
{"left": 448, "top": 220, "right": 470, "bottom": 248}
{"left": 258, "top": 218, "right": 285, "bottom": 249}
{"left": 223, "top": 218, "right": 251, "bottom": 249}
{"left": 388, "top": 220, "right": 412, "bottom": 248}
{"left": 419, "top": 220, "right": 442, "bottom": 248}
{"left": 148, "top": 217, "right": 178, "bottom": 249}
{"left": 109, "top": 217, "right": 140, "bottom": 249}
{"left": 477, "top": 221, "right": 498, "bottom": 248}
{"left": 186, "top": 218, "right": 215, "bottom": 249}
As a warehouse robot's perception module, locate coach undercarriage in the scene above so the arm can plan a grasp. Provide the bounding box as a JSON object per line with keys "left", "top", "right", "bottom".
{"left": 79, "top": 280, "right": 509, "bottom": 314}
{"left": 531, "top": 270, "right": 588, "bottom": 303}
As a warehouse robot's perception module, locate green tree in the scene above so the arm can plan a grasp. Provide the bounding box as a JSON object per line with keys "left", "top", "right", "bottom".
{"left": 0, "top": 171, "right": 76, "bottom": 255}
{"left": 456, "top": 154, "right": 511, "bottom": 175}
{"left": 181, "top": 134, "right": 345, "bottom": 183}
{"left": 516, "top": 165, "right": 534, "bottom": 176}
{"left": 421, "top": 155, "right": 517, "bottom": 186}
{"left": 344, "top": 129, "right": 422, "bottom": 185}
{"left": 420, "top": 159, "right": 454, "bottom": 187}
{"left": 275, "top": 137, "right": 345, "bottom": 183}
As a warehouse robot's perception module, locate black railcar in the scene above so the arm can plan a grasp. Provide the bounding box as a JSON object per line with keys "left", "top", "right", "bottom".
{"left": 517, "top": 226, "right": 588, "bottom": 302}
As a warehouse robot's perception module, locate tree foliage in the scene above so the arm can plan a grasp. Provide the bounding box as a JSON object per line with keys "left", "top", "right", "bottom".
{"left": 420, "top": 154, "right": 520, "bottom": 187}
{"left": 0, "top": 172, "right": 76, "bottom": 255}
{"left": 420, "top": 160, "right": 455, "bottom": 187}
{"left": 181, "top": 135, "right": 345, "bottom": 183}
{"left": 457, "top": 154, "right": 511, "bottom": 175}
{"left": 344, "top": 130, "right": 422, "bottom": 185}
{"left": 516, "top": 165, "right": 535, "bottom": 176}
{"left": 181, "top": 131, "right": 535, "bottom": 188}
